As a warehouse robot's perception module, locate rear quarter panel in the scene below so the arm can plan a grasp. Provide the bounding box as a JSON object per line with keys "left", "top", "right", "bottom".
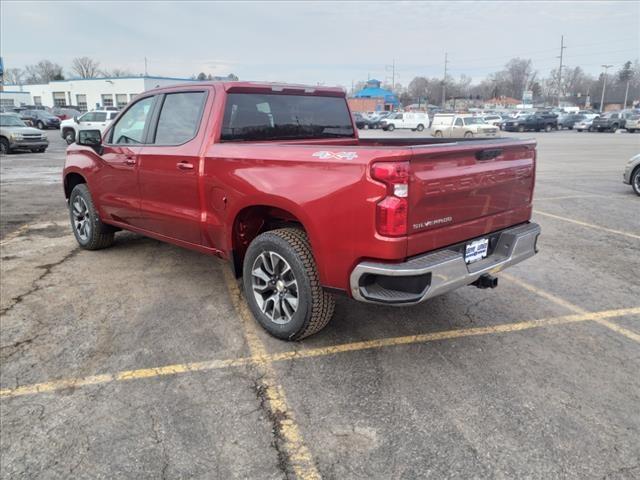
{"left": 201, "top": 143, "right": 411, "bottom": 290}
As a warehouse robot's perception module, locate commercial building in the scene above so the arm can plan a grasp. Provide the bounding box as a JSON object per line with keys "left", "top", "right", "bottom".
{"left": 349, "top": 79, "right": 399, "bottom": 112}
{"left": 0, "top": 75, "right": 200, "bottom": 111}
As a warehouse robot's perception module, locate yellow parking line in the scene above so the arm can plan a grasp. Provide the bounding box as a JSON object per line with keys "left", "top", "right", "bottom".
{"left": 533, "top": 210, "right": 640, "bottom": 240}
{"left": 503, "top": 273, "right": 640, "bottom": 343}
{"left": 3, "top": 306, "right": 638, "bottom": 400}
{"left": 591, "top": 318, "right": 640, "bottom": 343}
{"left": 222, "top": 268, "right": 321, "bottom": 480}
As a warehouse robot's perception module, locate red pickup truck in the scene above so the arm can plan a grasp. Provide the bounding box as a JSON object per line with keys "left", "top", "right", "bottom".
{"left": 64, "top": 81, "right": 540, "bottom": 340}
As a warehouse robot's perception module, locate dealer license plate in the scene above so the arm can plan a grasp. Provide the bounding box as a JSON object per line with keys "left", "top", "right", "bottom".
{"left": 465, "top": 238, "right": 489, "bottom": 264}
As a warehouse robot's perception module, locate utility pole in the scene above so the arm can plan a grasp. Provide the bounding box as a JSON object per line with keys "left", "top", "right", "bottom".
{"left": 599, "top": 64, "right": 613, "bottom": 112}
{"left": 556, "top": 35, "right": 566, "bottom": 106}
{"left": 144, "top": 57, "right": 148, "bottom": 76}
{"left": 442, "top": 52, "right": 448, "bottom": 108}
{"left": 392, "top": 58, "right": 395, "bottom": 91}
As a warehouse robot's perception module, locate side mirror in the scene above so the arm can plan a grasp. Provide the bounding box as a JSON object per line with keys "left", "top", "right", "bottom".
{"left": 77, "top": 129, "right": 103, "bottom": 154}
{"left": 73, "top": 116, "right": 79, "bottom": 124}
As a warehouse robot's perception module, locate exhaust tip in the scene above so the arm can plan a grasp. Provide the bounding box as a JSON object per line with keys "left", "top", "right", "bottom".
{"left": 473, "top": 274, "right": 499, "bottom": 289}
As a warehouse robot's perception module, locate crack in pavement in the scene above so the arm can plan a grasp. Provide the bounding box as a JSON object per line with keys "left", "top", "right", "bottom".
{"left": 0, "top": 247, "right": 80, "bottom": 318}
{"left": 251, "top": 375, "right": 290, "bottom": 479}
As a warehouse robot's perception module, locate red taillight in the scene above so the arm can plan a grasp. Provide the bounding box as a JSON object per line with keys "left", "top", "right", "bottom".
{"left": 371, "top": 161, "right": 409, "bottom": 237}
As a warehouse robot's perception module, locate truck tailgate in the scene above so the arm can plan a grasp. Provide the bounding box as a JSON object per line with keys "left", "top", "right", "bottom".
{"left": 407, "top": 140, "right": 536, "bottom": 256}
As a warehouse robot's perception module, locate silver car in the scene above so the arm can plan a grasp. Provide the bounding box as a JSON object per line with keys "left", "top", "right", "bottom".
{"left": 0, "top": 113, "right": 49, "bottom": 154}
{"left": 623, "top": 153, "right": 640, "bottom": 196}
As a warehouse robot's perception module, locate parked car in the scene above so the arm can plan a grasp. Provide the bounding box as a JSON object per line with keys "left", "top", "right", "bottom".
{"left": 52, "top": 107, "right": 82, "bottom": 121}
{"left": 483, "top": 114, "right": 503, "bottom": 126}
{"left": 0, "top": 113, "right": 49, "bottom": 154}
{"left": 367, "top": 111, "right": 395, "bottom": 129}
{"left": 380, "top": 112, "right": 428, "bottom": 131}
{"left": 574, "top": 117, "right": 597, "bottom": 132}
{"left": 353, "top": 112, "right": 370, "bottom": 129}
{"left": 431, "top": 114, "right": 499, "bottom": 138}
{"left": 624, "top": 114, "right": 640, "bottom": 133}
{"left": 19, "top": 109, "right": 61, "bottom": 130}
{"left": 623, "top": 153, "right": 640, "bottom": 196}
{"left": 559, "top": 114, "right": 586, "bottom": 130}
{"left": 502, "top": 113, "right": 558, "bottom": 132}
{"left": 591, "top": 111, "right": 635, "bottom": 132}
{"left": 63, "top": 81, "right": 540, "bottom": 340}
{"left": 60, "top": 109, "right": 120, "bottom": 144}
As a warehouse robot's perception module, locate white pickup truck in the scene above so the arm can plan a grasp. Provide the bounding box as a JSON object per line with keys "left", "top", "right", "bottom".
{"left": 60, "top": 110, "right": 119, "bottom": 144}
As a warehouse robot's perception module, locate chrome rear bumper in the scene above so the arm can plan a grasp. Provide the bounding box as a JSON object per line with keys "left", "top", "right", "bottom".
{"left": 350, "top": 222, "right": 541, "bottom": 305}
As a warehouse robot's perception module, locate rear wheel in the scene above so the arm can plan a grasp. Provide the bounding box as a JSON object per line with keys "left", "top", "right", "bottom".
{"left": 69, "top": 184, "right": 115, "bottom": 250}
{"left": 464, "top": 132, "right": 473, "bottom": 138}
{"left": 517, "top": 126, "right": 525, "bottom": 133}
{"left": 545, "top": 124, "right": 552, "bottom": 132}
{"left": 387, "top": 124, "right": 395, "bottom": 132}
{"left": 611, "top": 123, "right": 619, "bottom": 132}
{"left": 243, "top": 228, "right": 335, "bottom": 340}
{"left": 36, "top": 121, "right": 45, "bottom": 130}
{"left": 434, "top": 130, "right": 443, "bottom": 137}
{"left": 416, "top": 124, "right": 425, "bottom": 132}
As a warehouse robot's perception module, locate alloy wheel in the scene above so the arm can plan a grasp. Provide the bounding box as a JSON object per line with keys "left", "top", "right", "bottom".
{"left": 251, "top": 251, "right": 299, "bottom": 324}
{"left": 72, "top": 196, "right": 92, "bottom": 242}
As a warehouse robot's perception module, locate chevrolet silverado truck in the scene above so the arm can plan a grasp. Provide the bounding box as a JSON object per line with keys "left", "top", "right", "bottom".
{"left": 63, "top": 82, "right": 540, "bottom": 340}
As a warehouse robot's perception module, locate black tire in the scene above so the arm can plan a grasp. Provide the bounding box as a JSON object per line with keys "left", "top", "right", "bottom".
{"left": 544, "top": 124, "right": 552, "bottom": 132}
{"left": 416, "top": 124, "right": 425, "bottom": 132}
{"left": 63, "top": 129, "right": 75, "bottom": 144}
{"left": 434, "top": 130, "right": 443, "bottom": 137}
{"left": 69, "top": 184, "right": 115, "bottom": 250}
{"left": 464, "top": 131, "right": 473, "bottom": 138}
{"left": 0, "top": 137, "right": 10, "bottom": 154}
{"left": 36, "top": 121, "right": 45, "bottom": 130}
{"left": 632, "top": 166, "right": 640, "bottom": 196}
{"left": 611, "top": 124, "right": 619, "bottom": 132}
{"left": 242, "top": 228, "right": 335, "bottom": 340}
{"left": 517, "top": 125, "right": 525, "bottom": 133}
{"left": 387, "top": 124, "right": 395, "bottom": 132}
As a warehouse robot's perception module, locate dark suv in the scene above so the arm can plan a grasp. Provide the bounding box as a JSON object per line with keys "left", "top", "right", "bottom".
{"left": 20, "top": 110, "right": 61, "bottom": 130}
{"left": 591, "top": 111, "right": 634, "bottom": 132}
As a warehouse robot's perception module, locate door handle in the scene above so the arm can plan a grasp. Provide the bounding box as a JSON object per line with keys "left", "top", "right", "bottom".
{"left": 124, "top": 157, "right": 136, "bottom": 166}
{"left": 177, "top": 161, "right": 194, "bottom": 170}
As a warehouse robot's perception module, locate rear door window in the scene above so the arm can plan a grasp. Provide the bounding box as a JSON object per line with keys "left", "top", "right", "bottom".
{"left": 153, "top": 92, "right": 207, "bottom": 145}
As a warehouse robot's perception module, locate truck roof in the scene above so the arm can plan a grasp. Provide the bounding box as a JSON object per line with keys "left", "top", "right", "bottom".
{"left": 143, "top": 81, "right": 347, "bottom": 97}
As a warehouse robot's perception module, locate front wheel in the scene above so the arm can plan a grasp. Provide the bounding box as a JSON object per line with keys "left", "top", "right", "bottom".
{"left": 632, "top": 167, "right": 640, "bottom": 196}
{"left": 517, "top": 126, "right": 525, "bottom": 133}
{"left": 416, "top": 124, "right": 425, "bottom": 132}
{"left": 434, "top": 130, "right": 443, "bottom": 137}
{"left": 464, "top": 132, "right": 473, "bottom": 138}
{"left": 64, "top": 129, "right": 76, "bottom": 144}
{"left": 243, "top": 228, "right": 335, "bottom": 340}
{"left": 0, "top": 138, "right": 10, "bottom": 154}
{"left": 36, "top": 121, "right": 45, "bottom": 130}
{"left": 69, "top": 184, "right": 115, "bottom": 250}
{"left": 387, "top": 124, "right": 395, "bottom": 131}
{"left": 545, "top": 124, "right": 553, "bottom": 132}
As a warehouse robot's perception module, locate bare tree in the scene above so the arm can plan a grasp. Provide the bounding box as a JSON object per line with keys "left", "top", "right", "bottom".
{"left": 3, "top": 68, "right": 25, "bottom": 85}
{"left": 101, "top": 68, "right": 133, "bottom": 78}
{"left": 24, "top": 60, "right": 65, "bottom": 83}
{"left": 71, "top": 57, "right": 101, "bottom": 78}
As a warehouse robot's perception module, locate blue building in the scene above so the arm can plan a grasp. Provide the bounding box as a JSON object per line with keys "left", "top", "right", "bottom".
{"left": 353, "top": 79, "right": 399, "bottom": 110}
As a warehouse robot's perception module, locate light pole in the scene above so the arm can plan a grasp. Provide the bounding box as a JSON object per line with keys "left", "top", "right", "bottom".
{"left": 599, "top": 64, "right": 613, "bottom": 113}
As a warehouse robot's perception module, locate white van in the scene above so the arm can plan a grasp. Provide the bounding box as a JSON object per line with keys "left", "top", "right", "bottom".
{"left": 430, "top": 114, "right": 499, "bottom": 138}
{"left": 380, "top": 112, "right": 429, "bottom": 132}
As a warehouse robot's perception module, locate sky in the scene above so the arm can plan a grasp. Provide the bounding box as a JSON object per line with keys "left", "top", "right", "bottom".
{"left": 1, "top": 1, "right": 639, "bottom": 88}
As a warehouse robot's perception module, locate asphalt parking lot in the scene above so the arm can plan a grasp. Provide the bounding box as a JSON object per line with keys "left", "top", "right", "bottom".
{"left": 1, "top": 128, "right": 639, "bottom": 479}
